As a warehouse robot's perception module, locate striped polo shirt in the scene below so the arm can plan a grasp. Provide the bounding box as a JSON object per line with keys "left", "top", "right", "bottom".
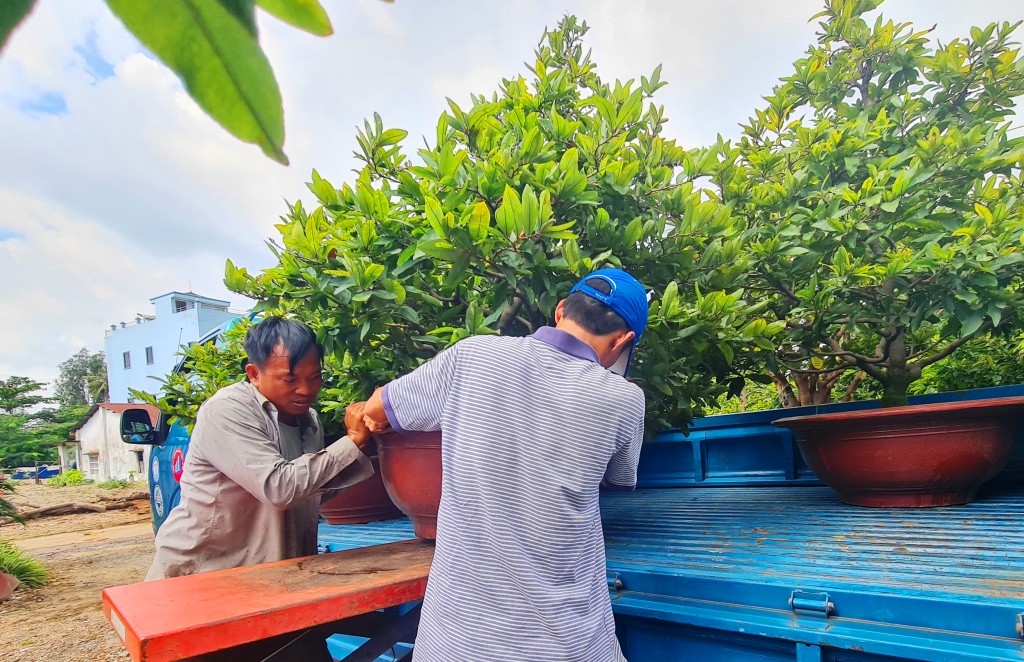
{"left": 382, "top": 326, "right": 645, "bottom": 661}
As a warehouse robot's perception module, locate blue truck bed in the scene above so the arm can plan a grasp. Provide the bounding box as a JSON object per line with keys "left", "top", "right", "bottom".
{"left": 318, "top": 484, "right": 1024, "bottom": 661}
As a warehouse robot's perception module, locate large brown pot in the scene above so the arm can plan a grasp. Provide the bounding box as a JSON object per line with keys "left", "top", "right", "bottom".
{"left": 375, "top": 429, "right": 442, "bottom": 539}
{"left": 319, "top": 451, "right": 402, "bottom": 525}
{"left": 773, "top": 396, "right": 1024, "bottom": 507}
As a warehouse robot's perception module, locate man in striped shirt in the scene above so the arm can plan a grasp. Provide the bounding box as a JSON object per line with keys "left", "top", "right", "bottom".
{"left": 358, "top": 268, "right": 649, "bottom": 661}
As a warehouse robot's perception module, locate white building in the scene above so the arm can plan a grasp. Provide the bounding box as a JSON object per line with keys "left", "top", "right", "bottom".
{"left": 60, "top": 403, "right": 159, "bottom": 482}
{"left": 104, "top": 291, "right": 240, "bottom": 403}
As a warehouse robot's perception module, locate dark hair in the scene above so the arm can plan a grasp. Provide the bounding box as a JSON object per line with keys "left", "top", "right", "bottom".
{"left": 244, "top": 317, "right": 323, "bottom": 371}
{"left": 562, "top": 278, "right": 629, "bottom": 336}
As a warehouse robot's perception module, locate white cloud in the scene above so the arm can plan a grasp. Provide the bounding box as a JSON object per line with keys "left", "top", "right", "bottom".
{"left": 0, "top": 0, "right": 1021, "bottom": 389}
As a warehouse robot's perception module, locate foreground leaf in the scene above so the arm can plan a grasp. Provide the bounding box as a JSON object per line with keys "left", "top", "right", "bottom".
{"left": 256, "top": 0, "right": 332, "bottom": 36}
{"left": 0, "top": 0, "right": 36, "bottom": 53}
{"left": 106, "top": 0, "right": 288, "bottom": 163}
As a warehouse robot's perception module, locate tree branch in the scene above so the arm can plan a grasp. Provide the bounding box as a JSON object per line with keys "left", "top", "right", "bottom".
{"left": 913, "top": 324, "right": 992, "bottom": 368}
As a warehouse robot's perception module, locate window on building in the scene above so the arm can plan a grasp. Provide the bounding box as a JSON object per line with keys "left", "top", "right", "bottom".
{"left": 174, "top": 298, "right": 187, "bottom": 312}
{"left": 87, "top": 454, "right": 100, "bottom": 480}
{"left": 123, "top": 351, "right": 131, "bottom": 369}
{"left": 134, "top": 451, "right": 145, "bottom": 476}
{"left": 145, "top": 346, "right": 154, "bottom": 365}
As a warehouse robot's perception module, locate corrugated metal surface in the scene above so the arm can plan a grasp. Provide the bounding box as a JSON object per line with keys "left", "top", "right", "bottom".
{"left": 314, "top": 487, "right": 1024, "bottom": 658}
{"left": 603, "top": 486, "right": 1024, "bottom": 644}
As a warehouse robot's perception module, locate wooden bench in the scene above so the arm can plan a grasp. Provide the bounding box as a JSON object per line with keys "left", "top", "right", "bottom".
{"left": 102, "top": 540, "right": 434, "bottom": 661}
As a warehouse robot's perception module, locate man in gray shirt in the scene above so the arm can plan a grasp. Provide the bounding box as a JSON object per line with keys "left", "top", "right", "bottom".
{"left": 147, "top": 317, "right": 373, "bottom": 582}
{"left": 356, "top": 268, "right": 649, "bottom": 661}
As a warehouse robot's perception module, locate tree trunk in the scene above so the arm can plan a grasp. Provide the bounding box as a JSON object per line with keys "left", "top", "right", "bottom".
{"left": 879, "top": 379, "right": 912, "bottom": 408}
{"left": 876, "top": 329, "right": 913, "bottom": 408}
{"left": 770, "top": 372, "right": 798, "bottom": 408}
{"left": 842, "top": 372, "right": 865, "bottom": 402}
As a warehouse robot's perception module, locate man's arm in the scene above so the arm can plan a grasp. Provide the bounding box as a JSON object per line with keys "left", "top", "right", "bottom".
{"left": 362, "top": 387, "right": 389, "bottom": 434}
{"left": 602, "top": 396, "right": 645, "bottom": 492}
{"left": 354, "top": 342, "right": 461, "bottom": 436}
{"left": 195, "top": 398, "right": 371, "bottom": 510}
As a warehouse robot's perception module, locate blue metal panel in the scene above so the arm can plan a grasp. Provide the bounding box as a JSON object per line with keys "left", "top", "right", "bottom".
{"left": 604, "top": 487, "right": 1024, "bottom": 660}
{"left": 326, "top": 634, "right": 413, "bottom": 661}
{"left": 640, "top": 384, "right": 1024, "bottom": 489}
{"left": 318, "top": 517, "right": 417, "bottom": 553}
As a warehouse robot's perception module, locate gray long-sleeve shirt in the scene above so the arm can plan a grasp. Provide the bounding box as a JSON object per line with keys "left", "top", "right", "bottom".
{"left": 146, "top": 381, "right": 373, "bottom": 580}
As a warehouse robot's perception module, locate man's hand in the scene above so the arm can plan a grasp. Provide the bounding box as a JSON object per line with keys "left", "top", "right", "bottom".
{"left": 363, "top": 387, "right": 391, "bottom": 434}
{"left": 344, "top": 401, "right": 371, "bottom": 449}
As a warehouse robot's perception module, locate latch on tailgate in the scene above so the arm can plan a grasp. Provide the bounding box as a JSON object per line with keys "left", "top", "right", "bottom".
{"left": 789, "top": 590, "right": 835, "bottom": 619}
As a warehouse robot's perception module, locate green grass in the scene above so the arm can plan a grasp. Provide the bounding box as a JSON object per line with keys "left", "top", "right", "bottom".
{"left": 97, "top": 478, "right": 130, "bottom": 489}
{"left": 0, "top": 541, "right": 48, "bottom": 588}
{"left": 46, "top": 469, "right": 85, "bottom": 487}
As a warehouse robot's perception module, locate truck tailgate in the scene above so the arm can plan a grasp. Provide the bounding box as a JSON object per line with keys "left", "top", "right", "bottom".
{"left": 603, "top": 486, "right": 1024, "bottom": 661}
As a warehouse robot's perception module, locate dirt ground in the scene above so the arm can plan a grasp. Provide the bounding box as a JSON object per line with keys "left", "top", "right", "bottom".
{"left": 0, "top": 481, "right": 155, "bottom": 662}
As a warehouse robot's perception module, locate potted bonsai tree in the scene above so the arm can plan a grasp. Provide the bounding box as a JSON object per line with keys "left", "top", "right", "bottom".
{"left": 222, "top": 17, "right": 784, "bottom": 536}
{"left": 717, "top": 0, "right": 1024, "bottom": 506}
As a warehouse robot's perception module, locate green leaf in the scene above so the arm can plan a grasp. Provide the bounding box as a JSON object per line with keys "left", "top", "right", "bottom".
{"left": 974, "top": 203, "right": 993, "bottom": 224}
{"left": 385, "top": 280, "right": 407, "bottom": 305}
{"left": 465, "top": 302, "right": 484, "bottom": 333}
{"left": 442, "top": 253, "right": 471, "bottom": 289}
{"left": 379, "top": 128, "right": 408, "bottom": 147}
{"left": 661, "top": 281, "right": 679, "bottom": 311}
{"left": 677, "top": 324, "right": 701, "bottom": 339}
{"left": 495, "top": 185, "right": 522, "bottom": 239}
{"left": 961, "top": 310, "right": 984, "bottom": 337}
{"left": 397, "top": 306, "right": 420, "bottom": 325}
{"left": 623, "top": 217, "right": 643, "bottom": 245}
{"left": 256, "top": 0, "right": 332, "bottom": 36}
{"left": 468, "top": 201, "right": 491, "bottom": 243}
{"left": 520, "top": 185, "right": 540, "bottom": 235}
{"left": 105, "top": 0, "right": 288, "bottom": 164}
{"left": 880, "top": 200, "right": 899, "bottom": 213}
{"left": 0, "top": 0, "right": 35, "bottom": 52}
{"left": 424, "top": 196, "right": 447, "bottom": 239}
{"left": 363, "top": 262, "right": 385, "bottom": 285}
{"left": 417, "top": 238, "right": 462, "bottom": 263}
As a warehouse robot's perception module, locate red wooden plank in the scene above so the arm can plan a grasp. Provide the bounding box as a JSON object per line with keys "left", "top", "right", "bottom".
{"left": 102, "top": 540, "right": 434, "bottom": 662}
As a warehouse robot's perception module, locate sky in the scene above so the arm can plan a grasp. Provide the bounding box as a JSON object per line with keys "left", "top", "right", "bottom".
{"left": 1, "top": 0, "right": 1022, "bottom": 391}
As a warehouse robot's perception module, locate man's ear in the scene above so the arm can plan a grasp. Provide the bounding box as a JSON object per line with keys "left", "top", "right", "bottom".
{"left": 611, "top": 330, "right": 635, "bottom": 355}
{"left": 554, "top": 299, "right": 567, "bottom": 324}
{"left": 244, "top": 363, "right": 260, "bottom": 383}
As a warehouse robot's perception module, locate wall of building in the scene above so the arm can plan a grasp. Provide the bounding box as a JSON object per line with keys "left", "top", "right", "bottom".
{"left": 76, "top": 409, "right": 150, "bottom": 481}
{"left": 104, "top": 293, "right": 238, "bottom": 402}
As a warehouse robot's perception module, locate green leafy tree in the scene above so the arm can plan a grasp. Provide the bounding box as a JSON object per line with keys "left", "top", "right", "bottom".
{"left": 222, "top": 17, "right": 783, "bottom": 432}
{"left": 1, "top": 0, "right": 339, "bottom": 164}
{"left": 133, "top": 322, "right": 250, "bottom": 433}
{"left": 910, "top": 329, "right": 1024, "bottom": 394}
{"left": 86, "top": 358, "right": 109, "bottom": 404}
{"left": 718, "top": 0, "right": 1024, "bottom": 407}
{"left": 0, "top": 376, "right": 87, "bottom": 468}
{"left": 54, "top": 349, "right": 107, "bottom": 406}
{"left": 0, "top": 376, "right": 49, "bottom": 414}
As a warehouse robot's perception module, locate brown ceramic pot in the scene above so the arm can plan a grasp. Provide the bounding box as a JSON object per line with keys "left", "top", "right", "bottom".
{"left": 375, "top": 429, "right": 442, "bottom": 539}
{"left": 319, "top": 450, "right": 402, "bottom": 525}
{"left": 773, "top": 396, "right": 1024, "bottom": 507}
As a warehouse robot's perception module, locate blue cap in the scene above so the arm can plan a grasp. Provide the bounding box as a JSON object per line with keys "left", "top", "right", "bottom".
{"left": 569, "top": 268, "right": 649, "bottom": 375}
